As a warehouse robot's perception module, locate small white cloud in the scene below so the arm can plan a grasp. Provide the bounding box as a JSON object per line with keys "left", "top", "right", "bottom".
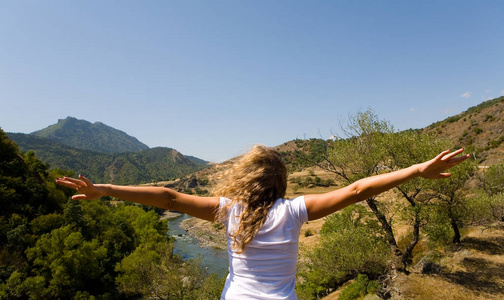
{"left": 460, "top": 92, "right": 471, "bottom": 98}
{"left": 410, "top": 107, "right": 416, "bottom": 112}
{"left": 444, "top": 108, "right": 453, "bottom": 114}
{"left": 501, "top": 89, "right": 504, "bottom": 96}
{"left": 485, "top": 89, "right": 492, "bottom": 93}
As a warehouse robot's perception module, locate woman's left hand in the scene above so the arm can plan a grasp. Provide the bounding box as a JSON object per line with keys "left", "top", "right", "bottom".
{"left": 418, "top": 148, "right": 471, "bottom": 179}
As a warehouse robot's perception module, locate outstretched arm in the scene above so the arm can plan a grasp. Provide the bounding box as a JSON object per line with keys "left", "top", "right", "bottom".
{"left": 55, "top": 175, "right": 220, "bottom": 221}
{"left": 304, "top": 148, "right": 471, "bottom": 220}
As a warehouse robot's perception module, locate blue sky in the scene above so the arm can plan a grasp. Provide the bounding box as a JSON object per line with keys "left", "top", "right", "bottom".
{"left": 1, "top": 1, "right": 503, "bottom": 162}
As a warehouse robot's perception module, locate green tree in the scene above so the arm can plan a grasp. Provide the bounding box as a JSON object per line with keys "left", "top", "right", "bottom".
{"left": 321, "top": 110, "right": 404, "bottom": 267}
{"left": 383, "top": 131, "right": 451, "bottom": 266}
{"left": 116, "top": 243, "right": 224, "bottom": 299}
{"left": 478, "top": 162, "right": 504, "bottom": 196}
{"left": 25, "top": 225, "right": 108, "bottom": 298}
{"left": 297, "top": 205, "right": 390, "bottom": 299}
{"left": 466, "top": 192, "right": 504, "bottom": 224}
{"left": 428, "top": 159, "right": 476, "bottom": 244}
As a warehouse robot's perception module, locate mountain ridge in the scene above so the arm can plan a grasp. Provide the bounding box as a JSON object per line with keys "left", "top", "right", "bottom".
{"left": 31, "top": 116, "right": 149, "bottom": 153}
{"left": 423, "top": 96, "right": 504, "bottom": 164}
{"left": 7, "top": 117, "right": 209, "bottom": 184}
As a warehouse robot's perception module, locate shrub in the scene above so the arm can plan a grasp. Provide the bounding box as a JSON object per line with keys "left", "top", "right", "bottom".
{"left": 296, "top": 205, "right": 390, "bottom": 299}
{"left": 339, "top": 274, "right": 380, "bottom": 300}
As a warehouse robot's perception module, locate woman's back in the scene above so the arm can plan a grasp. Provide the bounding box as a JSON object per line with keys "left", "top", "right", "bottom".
{"left": 220, "top": 196, "right": 308, "bottom": 299}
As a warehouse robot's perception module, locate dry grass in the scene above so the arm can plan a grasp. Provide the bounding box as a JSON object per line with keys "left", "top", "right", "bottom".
{"left": 387, "top": 225, "right": 504, "bottom": 300}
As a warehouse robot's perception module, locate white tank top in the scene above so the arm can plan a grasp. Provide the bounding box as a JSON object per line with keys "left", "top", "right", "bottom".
{"left": 219, "top": 196, "right": 308, "bottom": 299}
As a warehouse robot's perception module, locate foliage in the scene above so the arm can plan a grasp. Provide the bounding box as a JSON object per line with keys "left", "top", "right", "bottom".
{"left": 465, "top": 191, "right": 504, "bottom": 224}
{"left": 478, "top": 162, "right": 504, "bottom": 196}
{"left": 327, "top": 108, "right": 393, "bottom": 183}
{"left": 428, "top": 159, "right": 477, "bottom": 244}
{"left": 296, "top": 205, "right": 390, "bottom": 299}
{"left": 339, "top": 274, "right": 380, "bottom": 300}
{"left": 280, "top": 139, "right": 332, "bottom": 172}
{"left": 25, "top": 225, "right": 108, "bottom": 298}
{"left": 289, "top": 176, "right": 334, "bottom": 189}
{"left": 116, "top": 248, "right": 224, "bottom": 299}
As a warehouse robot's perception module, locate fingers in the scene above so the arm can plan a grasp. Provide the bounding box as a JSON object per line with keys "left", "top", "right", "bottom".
{"left": 72, "top": 194, "right": 88, "bottom": 200}
{"left": 440, "top": 148, "right": 464, "bottom": 161}
{"left": 79, "top": 174, "right": 93, "bottom": 187}
{"left": 56, "top": 175, "right": 95, "bottom": 201}
{"left": 437, "top": 149, "right": 451, "bottom": 161}
{"left": 451, "top": 153, "right": 471, "bottom": 164}
{"left": 61, "top": 176, "right": 85, "bottom": 186}
{"left": 55, "top": 178, "right": 81, "bottom": 189}
{"left": 55, "top": 175, "right": 90, "bottom": 191}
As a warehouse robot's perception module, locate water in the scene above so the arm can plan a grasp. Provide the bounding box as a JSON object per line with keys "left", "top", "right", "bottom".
{"left": 166, "top": 214, "right": 228, "bottom": 278}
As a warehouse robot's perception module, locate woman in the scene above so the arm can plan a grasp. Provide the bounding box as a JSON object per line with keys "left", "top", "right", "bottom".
{"left": 56, "top": 145, "right": 469, "bottom": 299}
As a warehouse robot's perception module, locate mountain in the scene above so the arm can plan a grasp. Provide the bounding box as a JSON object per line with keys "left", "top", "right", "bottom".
{"left": 7, "top": 117, "right": 210, "bottom": 185}
{"left": 7, "top": 132, "right": 209, "bottom": 185}
{"left": 31, "top": 116, "right": 149, "bottom": 153}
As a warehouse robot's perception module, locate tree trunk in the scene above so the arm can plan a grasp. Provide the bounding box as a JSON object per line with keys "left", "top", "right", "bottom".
{"left": 451, "top": 219, "right": 461, "bottom": 244}
{"left": 448, "top": 203, "right": 461, "bottom": 244}
{"left": 366, "top": 198, "right": 406, "bottom": 272}
{"left": 366, "top": 198, "right": 398, "bottom": 250}
{"left": 402, "top": 210, "right": 420, "bottom": 269}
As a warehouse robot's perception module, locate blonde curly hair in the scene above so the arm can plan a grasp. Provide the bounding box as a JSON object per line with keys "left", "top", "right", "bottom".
{"left": 213, "top": 144, "right": 287, "bottom": 253}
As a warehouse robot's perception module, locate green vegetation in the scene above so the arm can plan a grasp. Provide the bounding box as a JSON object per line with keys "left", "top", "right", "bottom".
{"left": 280, "top": 138, "right": 332, "bottom": 172}
{"left": 339, "top": 274, "right": 380, "bottom": 300}
{"left": 296, "top": 205, "right": 389, "bottom": 299}
{"left": 289, "top": 176, "right": 335, "bottom": 189}
{"left": 0, "top": 129, "right": 223, "bottom": 299}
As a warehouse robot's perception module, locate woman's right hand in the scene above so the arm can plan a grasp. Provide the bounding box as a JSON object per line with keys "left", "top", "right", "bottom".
{"left": 56, "top": 174, "right": 106, "bottom": 200}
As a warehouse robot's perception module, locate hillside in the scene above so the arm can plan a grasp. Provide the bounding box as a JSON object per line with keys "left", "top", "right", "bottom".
{"left": 424, "top": 96, "right": 504, "bottom": 165}
{"left": 7, "top": 133, "right": 208, "bottom": 185}
{"left": 31, "top": 116, "right": 149, "bottom": 153}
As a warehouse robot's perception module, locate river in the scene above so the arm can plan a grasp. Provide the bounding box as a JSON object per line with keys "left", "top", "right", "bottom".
{"left": 166, "top": 214, "right": 229, "bottom": 278}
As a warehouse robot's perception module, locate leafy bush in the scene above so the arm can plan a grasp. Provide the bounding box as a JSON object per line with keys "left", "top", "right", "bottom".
{"left": 339, "top": 274, "right": 380, "bottom": 300}
{"left": 296, "top": 205, "right": 390, "bottom": 299}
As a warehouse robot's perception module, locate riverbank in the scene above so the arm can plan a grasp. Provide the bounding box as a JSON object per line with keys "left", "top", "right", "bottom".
{"left": 180, "top": 218, "right": 227, "bottom": 250}
{"left": 160, "top": 210, "right": 183, "bottom": 220}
